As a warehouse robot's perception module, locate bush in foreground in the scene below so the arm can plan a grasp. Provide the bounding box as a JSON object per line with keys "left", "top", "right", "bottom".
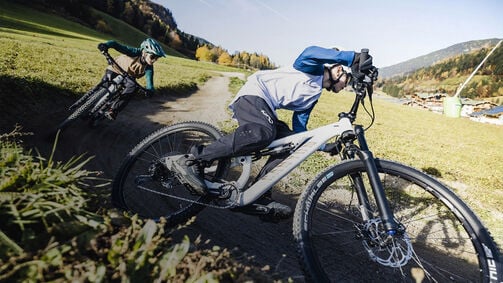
{"left": 0, "top": 127, "right": 270, "bottom": 282}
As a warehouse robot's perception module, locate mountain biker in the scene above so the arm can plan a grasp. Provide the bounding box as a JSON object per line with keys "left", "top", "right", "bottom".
{"left": 172, "top": 46, "right": 374, "bottom": 220}
{"left": 96, "top": 38, "right": 166, "bottom": 120}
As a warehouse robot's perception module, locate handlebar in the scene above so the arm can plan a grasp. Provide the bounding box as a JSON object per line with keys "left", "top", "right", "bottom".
{"left": 340, "top": 48, "right": 378, "bottom": 123}
{"left": 359, "top": 48, "right": 369, "bottom": 73}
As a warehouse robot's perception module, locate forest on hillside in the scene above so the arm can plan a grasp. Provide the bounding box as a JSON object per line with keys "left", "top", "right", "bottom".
{"left": 380, "top": 44, "right": 503, "bottom": 100}
{"left": 16, "top": 0, "right": 276, "bottom": 70}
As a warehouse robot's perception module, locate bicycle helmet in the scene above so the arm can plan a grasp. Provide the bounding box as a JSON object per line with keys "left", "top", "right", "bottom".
{"left": 140, "top": 38, "right": 166, "bottom": 57}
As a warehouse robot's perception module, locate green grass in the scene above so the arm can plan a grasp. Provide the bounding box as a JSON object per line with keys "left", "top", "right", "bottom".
{"left": 0, "top": 1, "right": 243, "bottom": 98}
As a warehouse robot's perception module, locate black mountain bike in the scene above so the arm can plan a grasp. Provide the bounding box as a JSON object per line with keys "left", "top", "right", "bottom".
{"left": 112, "top": 49, "right": 502, "bottom": 282}
{"left": 57, "top": 51, "right": 147, "bottom": 130}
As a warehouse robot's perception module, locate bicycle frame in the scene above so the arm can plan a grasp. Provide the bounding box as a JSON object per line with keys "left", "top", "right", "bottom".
{"left": 212, "top": 117, "right": 353, "bottom": 204}
{"left": 204, "top": 114, "right": 399, "bottom": 232}
{"left": 204, "top": 113, "right": 397, "bottom": 234}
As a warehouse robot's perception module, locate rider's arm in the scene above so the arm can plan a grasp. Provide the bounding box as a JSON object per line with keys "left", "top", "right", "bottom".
{"left": 102, "top": 40, "right": 142, "bottom": 57}
{"left": 292, "top": 101, "right": 317, "bottom": 133}
{"left": 293, "top": 46, "right": 355, "bottom": 75}
{"left": 144, "top": 65, "right": 154, "bottom": 91}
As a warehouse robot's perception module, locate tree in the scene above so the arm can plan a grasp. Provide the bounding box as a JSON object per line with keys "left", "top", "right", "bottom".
{"left": 249, "top": 53, "right": 260, "bottom": 68}
{"left": 122, "top": 2, "right": 135, "bottom": 25}
{"left": 210, "top": 46, "right": 225, "bottom": 62}
{"left": 240, "top": 51, "right": 250, "bottom": 67}
{"left": 95, "top": 19, "right": 112, "bottom": 34}
{"left": 217, "top": 52, "right": 232, "bottom": 65}
{"left": 195, "top": 45, "right": 212, "bottom": 62}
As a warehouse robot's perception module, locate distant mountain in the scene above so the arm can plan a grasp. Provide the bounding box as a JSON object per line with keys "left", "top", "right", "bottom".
{"left": 379, "top": 38, "right": 502, "bottom": 79}
{"left": 136, "top": 0, "right": 211, "bottom": 47}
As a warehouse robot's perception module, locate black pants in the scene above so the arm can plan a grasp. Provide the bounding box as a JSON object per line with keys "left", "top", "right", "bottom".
{"left": 196, "top": 95, "right": 293, "bottom": 180}
{"left": 196, "top": 95, "right": 293, "bottom": 162}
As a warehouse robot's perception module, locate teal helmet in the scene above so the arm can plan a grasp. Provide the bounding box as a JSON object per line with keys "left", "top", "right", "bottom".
{"left": 140, "top": 38, "right": 166, "bottom": 57}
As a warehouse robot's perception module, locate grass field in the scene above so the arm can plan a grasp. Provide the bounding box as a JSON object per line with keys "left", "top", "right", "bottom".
{"left": 1, "top": 0, "right": 502, "bottom": 248}
{"left": 0, "top": 1, "right": 241, "bottom": 97}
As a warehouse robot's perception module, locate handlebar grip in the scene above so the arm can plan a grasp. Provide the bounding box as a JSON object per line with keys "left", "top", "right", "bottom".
{"left": 359, "top": 48, "right": 369, "bottom": 72}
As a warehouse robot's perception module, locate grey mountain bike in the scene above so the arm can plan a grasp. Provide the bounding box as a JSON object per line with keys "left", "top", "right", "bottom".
{"left": 57, "top": 50, "right": 147, "bottom": 130}
{"left": 112, "top": 50, "right": 502, "bottom": 282}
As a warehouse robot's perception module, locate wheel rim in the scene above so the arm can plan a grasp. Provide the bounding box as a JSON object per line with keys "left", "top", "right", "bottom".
{"left": 301, "top": 162, "right": 484, "bottom": 282}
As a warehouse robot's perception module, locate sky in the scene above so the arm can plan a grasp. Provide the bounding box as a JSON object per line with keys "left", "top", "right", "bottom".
{"left": 157, "top": 0, "right": 503, "bottom": 68}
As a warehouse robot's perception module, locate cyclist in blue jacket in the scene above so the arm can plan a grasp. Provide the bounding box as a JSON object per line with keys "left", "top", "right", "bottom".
{"left": 96, "top": 38, "right": 166, "bottom": 120}
{"left": 172, "top": 46, "right": 373, "bottom": 219}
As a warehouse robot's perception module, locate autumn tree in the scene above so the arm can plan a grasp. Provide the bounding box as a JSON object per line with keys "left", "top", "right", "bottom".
{"left": 195, "top": 45, "right": 213, "bottom": 62}
{"left": 210, "top": 46, "right": 225, "bottom": 62}
{"left": 218, "top": 51, "right": 232, "bottom": 65}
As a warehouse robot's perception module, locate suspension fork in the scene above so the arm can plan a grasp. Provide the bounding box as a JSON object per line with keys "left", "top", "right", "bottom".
{"left": 353, "top": 125, "right": 399, "bottom": 234}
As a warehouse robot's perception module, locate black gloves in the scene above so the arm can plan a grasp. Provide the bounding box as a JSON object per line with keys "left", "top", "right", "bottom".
{"left": 98, "top": 43, "right": 108, "bottom": 52}
{"left": 351, "top": 52, "right": 377, "bottom": 80}
{"left": 351, "top": 52, "right": 372, "bottom": 73}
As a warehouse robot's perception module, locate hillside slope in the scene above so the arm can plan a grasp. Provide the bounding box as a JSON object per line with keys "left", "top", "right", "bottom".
{"left": 379, "top": 38, "right": 502, "bottom": 78}
{"left": 379, "top": 41, "right": 503, "bottom": 100}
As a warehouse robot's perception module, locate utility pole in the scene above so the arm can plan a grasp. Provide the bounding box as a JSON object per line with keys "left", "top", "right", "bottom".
{"left": 454, "top": 40, "right": 502, "bottom": 97}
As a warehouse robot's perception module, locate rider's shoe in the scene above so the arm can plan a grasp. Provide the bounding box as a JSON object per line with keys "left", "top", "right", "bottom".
{"left": 231, "top": 193, "right": 293, "bottom": 222}
{"left": 171, "top": 154, "right": 207, "bottom": 195}
{"left": 104, "top": 109, "right": 117, "bottom": 120}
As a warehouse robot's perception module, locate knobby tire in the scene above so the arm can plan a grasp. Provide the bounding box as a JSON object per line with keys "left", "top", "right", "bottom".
{"left": 58, "top": 88, "right": 107, "bottom": 130}
{"left": 293, "top": 159, "right": 502, "bottom": 282}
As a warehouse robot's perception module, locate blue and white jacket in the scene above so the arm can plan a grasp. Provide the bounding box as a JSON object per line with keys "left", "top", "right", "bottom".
{"left": 230, "top": 46, "right": 354, "bottom": 132}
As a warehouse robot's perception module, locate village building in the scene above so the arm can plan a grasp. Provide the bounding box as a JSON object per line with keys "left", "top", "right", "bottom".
{"left": 403, "top": 93, "right": 446, "bottom": 113}
{"left": 402, "top": 92, "right": 501, "bottom": 125}
{"left": 460, "top": 98, "right": 497, "bottom": 117}
{"left": 469, "top": 105, "right": 503, "bottom": 125}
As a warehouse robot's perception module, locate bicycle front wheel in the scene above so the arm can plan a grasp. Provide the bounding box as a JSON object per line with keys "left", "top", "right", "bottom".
{"left": 293, "top": 159, "right": 502, "bottom": 282}
{"left": 112, "top": 121, "right": 228, "bottom": 226}
{"left": 58, "top": 88, "right": 107, "bottom": 130}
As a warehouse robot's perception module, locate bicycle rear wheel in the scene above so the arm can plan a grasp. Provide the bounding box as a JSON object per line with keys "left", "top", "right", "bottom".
{"left": 293, "top": 159, "right": 502, "bottom": 282}
{"left": 112, "top": 121, "right": 228, "bottom": 226}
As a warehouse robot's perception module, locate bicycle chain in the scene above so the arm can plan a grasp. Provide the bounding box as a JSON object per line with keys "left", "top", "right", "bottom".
{"left": 137, "top": 184, "right": 237, "bottom": 209}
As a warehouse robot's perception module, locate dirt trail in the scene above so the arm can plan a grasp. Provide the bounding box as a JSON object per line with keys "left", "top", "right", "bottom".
{"left": 11, "top": 72, "right": 305, "bottom": 281}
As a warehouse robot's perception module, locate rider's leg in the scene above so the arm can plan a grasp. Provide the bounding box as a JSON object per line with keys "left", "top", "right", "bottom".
{"left": 196, "top": 96, "right": 294, "bottom": 219}
{"left": 196, "top": 95, "right": 278, "bottom": 162}
{"left": 171, "top": 95, "right": 278, "bottom": 194}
